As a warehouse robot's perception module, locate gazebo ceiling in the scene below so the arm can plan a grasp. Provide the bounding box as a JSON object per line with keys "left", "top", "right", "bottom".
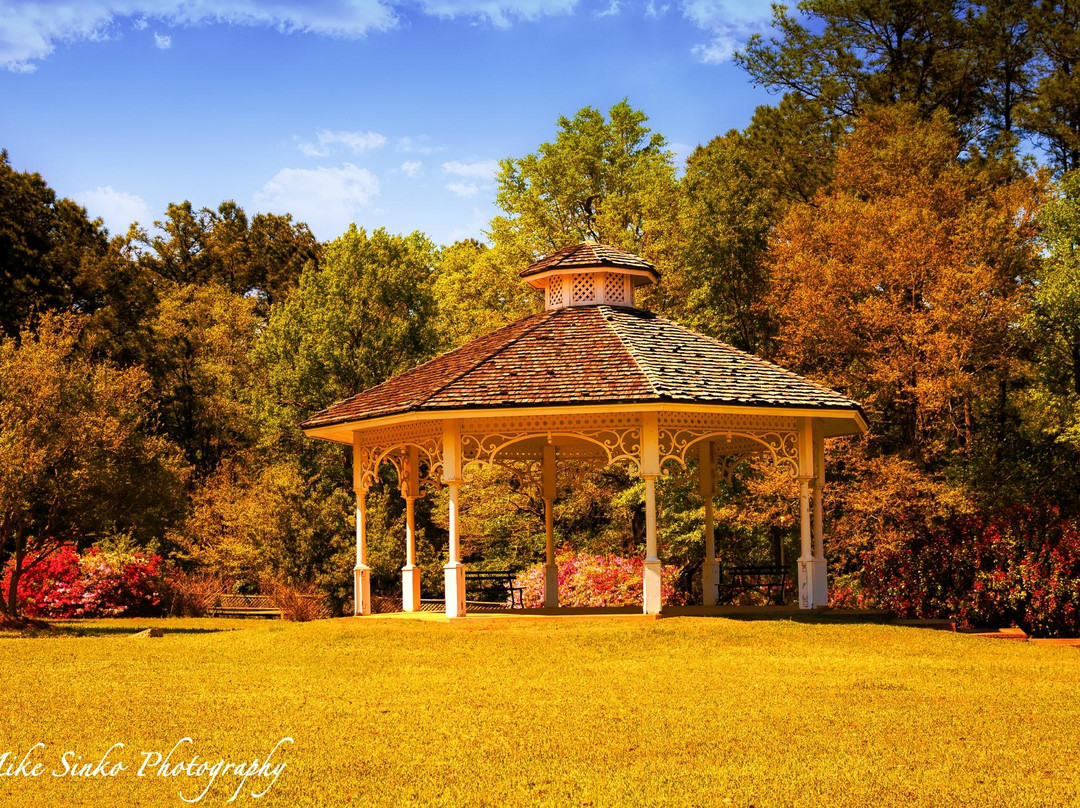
{"left": 301, "top": 303, "right": 867, "bottom": 439}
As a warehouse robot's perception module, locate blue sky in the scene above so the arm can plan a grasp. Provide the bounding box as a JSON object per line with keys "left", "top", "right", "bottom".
{"left": 0, "top": 1, "right": 784, "bottom": 244}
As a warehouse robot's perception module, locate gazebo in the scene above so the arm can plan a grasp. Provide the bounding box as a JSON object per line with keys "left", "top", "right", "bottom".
{"left": 301, "top": 242, "right": 866, "bottom": 616}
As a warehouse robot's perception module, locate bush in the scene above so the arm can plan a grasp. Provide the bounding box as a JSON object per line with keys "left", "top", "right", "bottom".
{"left": 3, "top": 543, "right": 165, "bottom": 619}
{"left": 260, "top": 576, "right": 332, "bottom": 621}
{"left": 513, "top": 547, "right": 685, "bottom": 608}
{"left": 857, "top": 504, "right": 1080, "bottom": 637}
{"left": 161, "top": 570, "right": 227, "bottom": 617}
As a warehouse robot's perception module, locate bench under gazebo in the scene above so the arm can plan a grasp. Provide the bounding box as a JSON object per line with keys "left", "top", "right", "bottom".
{"left": 301, "top": 242, "right": 866, "bottom": 616}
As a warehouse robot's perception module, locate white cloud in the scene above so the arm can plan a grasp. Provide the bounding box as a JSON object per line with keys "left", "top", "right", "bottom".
{"left": 597, "top": 0, "right": 619, "bottom": 17}
{"left": 153, "top": 31, "right": 171, "bottom": 48}
{"left": 254, "top": 162, "right": 379, "bottom": 240}
{"left": 400, "top": 160, "right": 422, "bottom": 177}
{"left": 415, "top": 0, "right": 577, "bottom": 27}
{"left": 445, "top": 182, "right": 479, "bottom": 198}
{"left": 0, "top": 1, "right": 399, "bottom": 71}
{"left": 296, "top": 128, "right": 387, "bottom": 157}
{"left": 441, "top": 159, "right": 498, "bottom": 180}
{"left": 132, "top": 17, "right": 148, "bottom": 30}
{"left": 680, "top": 0, "right": 785, "bottom": 64}
{"left": 75, "top": 186, "right": 152, "bottom": 234}
{"left": 397, "top": 136, "right": 444, "bottom": 155}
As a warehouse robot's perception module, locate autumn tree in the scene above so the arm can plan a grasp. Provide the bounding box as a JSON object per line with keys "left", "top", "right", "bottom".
{"left": 768, "top": 105, "right": 1043, "bottom": 466}
{"left": 0, "top": 314, "right": 185, "bottom": 619}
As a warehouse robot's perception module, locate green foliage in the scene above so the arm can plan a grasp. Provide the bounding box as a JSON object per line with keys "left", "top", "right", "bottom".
{"left": 430, "top": 239, "right": 538, "bottom": 351}
{"left": 490, "top": 100, "right": 678, "bottom": 260}
{"left": 254, "top": 225, "right": 438, "bottom": 428}
{"left": 1021, "top": 169, "right": 1080, "bottom": 451}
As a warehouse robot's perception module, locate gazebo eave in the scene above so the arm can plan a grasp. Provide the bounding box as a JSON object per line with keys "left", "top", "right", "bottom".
{"left": 301, "top": 400, "right": 869, "bottom": 446}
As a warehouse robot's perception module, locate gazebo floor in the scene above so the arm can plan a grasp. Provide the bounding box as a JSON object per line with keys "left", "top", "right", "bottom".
{"left": 355, "top": 605, "right": 898, "bottom": 623}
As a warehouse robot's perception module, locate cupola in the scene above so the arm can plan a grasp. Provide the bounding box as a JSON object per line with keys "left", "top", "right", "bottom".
{"left": 519, "top": 241, "right": 658, "bottom": 310}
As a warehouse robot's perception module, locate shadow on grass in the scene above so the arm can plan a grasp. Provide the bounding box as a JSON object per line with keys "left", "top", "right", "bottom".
{"left": 0, "top": 624, "right": 234, "bottom": 639}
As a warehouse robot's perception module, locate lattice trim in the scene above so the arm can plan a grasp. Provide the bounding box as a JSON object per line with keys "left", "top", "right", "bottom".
{"left": 659, "top": 424, "right": 799, "bottom": 478}
{"left": 604, "top": 273, "right": 627, "bottom": 305}
{"left": 354, "top": 421, "right": 444, "bottom": 493}
{"left": 461, "top": 412, "right": 641, "bottom": 474}
{"left": 546, "top": 280, "right": 564, "bottom": 308}
{"left": 571, "top": 272, "right": 595, "bottom": 304}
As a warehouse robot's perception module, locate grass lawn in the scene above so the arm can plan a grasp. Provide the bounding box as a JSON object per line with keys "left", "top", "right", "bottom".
{"left": 0, "top": 615, "right": 1078, "bottom": 807}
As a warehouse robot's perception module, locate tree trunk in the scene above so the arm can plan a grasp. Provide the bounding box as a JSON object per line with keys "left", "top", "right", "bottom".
{"left": 6, "top": 547, "right": 22, "bottom": 619}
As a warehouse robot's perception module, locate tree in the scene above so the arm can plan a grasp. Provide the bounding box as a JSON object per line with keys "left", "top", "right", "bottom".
{"left": 736, "top": 1, "right": 985, "bottom": 129}
{"left": 139, "top": 200, "right": 320, "bottom": 306}
{"left": 146, "top": 282, "right": 260, "bottom": 477}
{"left": 661, "top": 130, "right": 778, "bottom": 352}
{"left": 768, "top": 105, "right": 1042, "bottom": 465}
{"left": 253, "top": 225, "right": 438, "bottom": 428}
{"left": 0, "top": 314, "right": 186, "bottom": 619}
{"left": 490, "top": 100, "right": 678, "bottom": 261}
{"left": 430, "top": 239, "right": 538, "bottom": 351}
{"left": 1021, "top": 1, "right": 1080, "bottom": 172}
{"left": 1022, "top": 170, "right": 1080, "bottom": 450}
{"left": 0, "top": 151, "right": 116, "bottom": 338}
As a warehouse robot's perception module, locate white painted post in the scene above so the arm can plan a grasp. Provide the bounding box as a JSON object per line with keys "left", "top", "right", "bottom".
{"left": 354, "top": 489, "right": 371, "bottom": 616}
{"left": 699, "top": 442, "right": 717, "bottom": 607}
{"left": 442, "top": 420, "right": 466, "bottom": 617}
{"left": 352, "top": 432, "right": 371, "bottom": 616}
{"left": 641, "top": 412, "right": 662, "bottom": 615}
{"left": 401, "top": 446, "right": 422, "bottom": 612}
{"left": 543, "top": 442, "right": 558, "bottom": 608}
{"left": 796, "top": 416, "right": 815, "bottom": 609}
{"left": 811, "top": 419, "right": 829, "bottom": 607}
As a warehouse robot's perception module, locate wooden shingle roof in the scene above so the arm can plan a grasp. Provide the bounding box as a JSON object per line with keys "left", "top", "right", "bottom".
{"left": 301, "top": 306, "right": 862, "bottom": 429}
{"left": 518, "top": 242, "right": 658, "bottom": 279}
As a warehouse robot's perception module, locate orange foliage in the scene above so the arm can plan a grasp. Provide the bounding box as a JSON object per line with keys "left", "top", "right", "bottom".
{"left": 769, "top": 106, "right": 1044, "bottom": 463}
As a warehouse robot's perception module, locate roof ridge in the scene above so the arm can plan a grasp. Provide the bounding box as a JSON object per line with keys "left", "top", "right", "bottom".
{"left": 410, "top": 308, "right": 556, "bottom": 409}
{"left": 597, "top": 306, "right": 663, "bottom": 398}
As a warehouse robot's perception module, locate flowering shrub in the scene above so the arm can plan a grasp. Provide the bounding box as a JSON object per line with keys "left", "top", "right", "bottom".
{"left": 3, "top": 544, "right": 166, "bottom": 619}
{"left": 857, "top": 505, "right": 1080, "bottom": 637}
{"left": 514, "top": 547, "right": 685, "bottom": 608}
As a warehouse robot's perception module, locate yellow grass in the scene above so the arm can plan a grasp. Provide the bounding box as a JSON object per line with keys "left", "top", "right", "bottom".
{"left": 0, "top": 615, "right": 1078, "bottom": 807}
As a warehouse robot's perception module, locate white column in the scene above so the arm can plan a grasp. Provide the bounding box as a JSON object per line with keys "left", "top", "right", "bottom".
{"left": 542, "top": 442, "right": 558, "bottom": 608}
{"left": 796, "top": 416, "right": 816, "bottom": 609}
{"left": 811, "top": 419, "right": 829, "bottom": 606}
{"left": 641, "top": 412, "right": 662, "bottom": 614}
{"left": 442, "top": 421, "right": 466, "bottom": 617}
{"left": 351, "top": 432, "right": 371, "bottom": 616}
{"left": 400, "top": 446, "right": 422, "bottom": 612}
{"left": 354, "top": 489, "right": 371, "bottom": 616}
{"left": 699, "top": 442, "right": 717, "bottom": 607}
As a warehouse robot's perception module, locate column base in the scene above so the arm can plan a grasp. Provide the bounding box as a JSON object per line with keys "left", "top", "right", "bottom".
{"left": 701, "top": 560, "right": 718, "bottom": 607}
{"left": 543, "top": 563, "right": 558, "bottom": 608}
{"left": 354, "top": 565, "right": 371, "bottom": 616}
{"left": 812, "top": 557, "right": 829, "bottom": 608}
{"left": 643, "top": 559, "right": 662, "bottom": 615}
{"left": 402, "top": 565, "right": 422, "bottom": 612}
{"left": 444, "top": 562, "right": 466, "bottom": 618}
{"left": 797, "top": 557, "right": 829, "bottom": 609}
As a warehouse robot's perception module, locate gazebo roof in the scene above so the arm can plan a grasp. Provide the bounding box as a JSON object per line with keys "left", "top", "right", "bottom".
{"left": 301, "top": 304, "right": 864, "bottom": 431}
{"left": 519, "top": 242, "right": 658, "bottom": 279}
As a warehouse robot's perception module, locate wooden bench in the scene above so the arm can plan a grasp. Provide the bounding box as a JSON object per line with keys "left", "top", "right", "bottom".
{"left": 207, "top": 594, "right": 282, "bottom": 619}
{"left": 464, "top": 571, "right": 524, "bottom": 609}
{"left": 717, "top": 566, "right": 788, "bottom": 606}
